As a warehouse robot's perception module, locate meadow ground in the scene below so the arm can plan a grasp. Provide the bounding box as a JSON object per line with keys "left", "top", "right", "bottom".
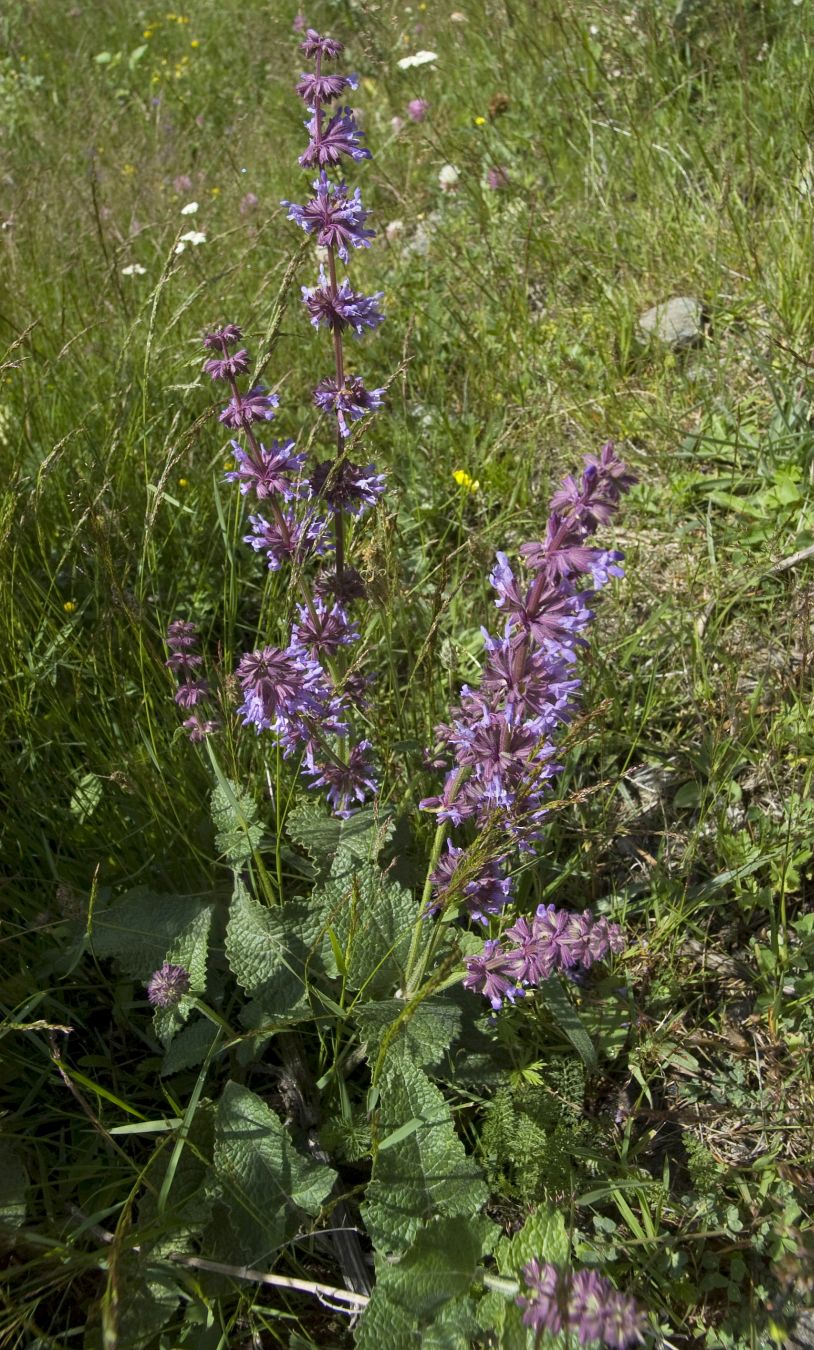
{"left": 1, "top": 0, "right": 813, "bottom": 1346}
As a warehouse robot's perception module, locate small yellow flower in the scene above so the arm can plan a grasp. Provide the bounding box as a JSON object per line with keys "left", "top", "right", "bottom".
{"left": 178, "top": 477, "right": 189, "bottom": 488}
{"left": 452, "top": 469, "right": 480, "bottom": 493}
{"left": 474, "top": 115, "right": 486, "bottom": 126}
{"left": 210, "top": 185, "right": 220, "bottom": 196}
{"left": 223, "top": 459, "right": 235, "bottom": 471}
{"left": 63, "top": 600, "right": 77, "bottom": 613}
{"left": 190, "top": 38, "right": 200, "bottom": 47}
{"left": 177, "top": 13, "right": 190, "bottom": 22}
{"left": 121, "top": 163, "right": 136, "bottom": 176}
{"left": 151, "top": 72, "right": 160, "bottom": 83}
{"left": 143, "top": 29, "right": 153, "bottom": 38}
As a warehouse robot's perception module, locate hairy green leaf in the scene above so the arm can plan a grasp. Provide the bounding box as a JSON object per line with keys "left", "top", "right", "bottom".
{"left": 210, "top": 1081, "right": 335, "bottom": 1266}
{"left": 91, "top": 888, "right": 214, "bottom": 981}
{"left": 161, "top": 1016, "right": 219, "bottom": 1076}
{"left": 316, "top": 864, "right": 418, "bottom": 996}
{"left": 225, "top": 876, "right": 306, "bottom": 1018}
{"left": 356, "top": 997, "right": 462, "bottom": 1070}
{"left": 211, "top": 778, "right": 263, "bottom": 865}
{"left": 363, "top": 1052, "right": 489, "bottom": 1252}
{"left": 356, "top": 1216, "right": 495, "bottom": 1350}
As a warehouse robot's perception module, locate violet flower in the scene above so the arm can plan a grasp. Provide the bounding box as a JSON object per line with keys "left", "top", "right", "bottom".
{"left": 219, "top": 386, "right": 279, "bottom": 430}
{"left": 146, "top": 963, "right": 191, "bottom": 1009}
{"left": 299, "top": 107, "right": 371, "bottom": 169}
{"left": 517, "top": 1262, "right": 647, "bottom": 1348}
{"left": 313, "top": 375, "right": 385, "bottom": 437}
{"left": 225, "top": 438, "right": 307, "bottom": 500}
{"left": 302, "top": 274, "right": 385, "bottom": 335}
{"left": 283, "top": 174, "right": 375, "bottom": 262}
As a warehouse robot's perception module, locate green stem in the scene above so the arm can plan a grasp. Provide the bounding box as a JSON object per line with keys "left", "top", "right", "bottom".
{"left": 403, "top": 821, "right": 448, "bottom": 991}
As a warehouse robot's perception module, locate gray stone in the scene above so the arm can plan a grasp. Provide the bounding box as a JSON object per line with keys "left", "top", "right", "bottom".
{"left": 637, "top": 295, "right": 705, "bottom": 349}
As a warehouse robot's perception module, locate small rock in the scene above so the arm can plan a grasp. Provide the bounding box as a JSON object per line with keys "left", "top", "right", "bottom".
{"left": 637, "top": 295, "right": 705, "bottom": 349}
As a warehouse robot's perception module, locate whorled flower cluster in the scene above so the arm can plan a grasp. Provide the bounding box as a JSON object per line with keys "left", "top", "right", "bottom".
{"left": 164, "top": 619, "right": 220, "bottom": 743}
{"left": 420, "top": 442, "right": 635, "bottom": 1003}
{"left": 146, "top": 962, "right": 191, "bottom": 1009}
{"left": 463, "top": 905, "right": 626, "bottom": 1011}
{"left": 202, "top": 28, "right": 385, "bottom": 816}
{"left": 517, "top": 1261, "right": 647, "bottom": 1348}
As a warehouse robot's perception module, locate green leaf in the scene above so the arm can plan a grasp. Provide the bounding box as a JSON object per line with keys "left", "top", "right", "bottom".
{"left": 224, "top": 876, "right": 307, "bottom": 1018}
{"left": 129, "top": 43, "right": 148, "bottom": 68}
{"left": 161, "top": 1017, "right": 219, "bottom": 1076}
{"left": 537, "top": 978, "right": 597, "bottom": 1069}
{"left": 315, "top": 864, "right": 418, "bottom": 996}
{"left": 480, "top": 1208, "right": 570, "bottom": 1348}
{"left": 98, "top": 1258, "right": 182, "bottom": 1350}
{"left": 69, "top": 771, "right": 103, "bottom": 822}
{"left": 356, "top": 1216, "right": 495, "bottom": 1350}
{"left": 356, "top": 997, "right": 462, "bottom": 1071}
{"left": 363, "top": 1052, "right": 489, "bottom": 1252}
{"left": 286, "top": 800, "right": 391, "bottom": 875}
{"left": 92, "top": 888, "right": 214, "bottom": 981}
{"left": 211, "top": 778, "right": 263, "bottom": 865}
{"left": 0, "top": 1143, "right": 27, "bottom": 1230}
{"left": 209, "top": 1082, "right": 335, "bottom": 1266}
{"left": 497, "top": 1205, "right": 570, "bottom": 1274}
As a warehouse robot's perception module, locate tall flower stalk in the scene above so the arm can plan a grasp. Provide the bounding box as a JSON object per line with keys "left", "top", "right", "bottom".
{"left": 179, "top": 29, "right": 386, "bottom": 819}
{"left": 414, "top": 442, "right": 636, "bottom": 1001}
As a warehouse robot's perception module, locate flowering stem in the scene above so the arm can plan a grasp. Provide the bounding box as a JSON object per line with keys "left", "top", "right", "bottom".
{"left": 325, "top": 246, "right": 347, "bottom": 589}
{"left": 226, "top": 373, "right": 320, "bottom": 628}
{"left": 404, "top": 820, "right": 447, "bottom": 993}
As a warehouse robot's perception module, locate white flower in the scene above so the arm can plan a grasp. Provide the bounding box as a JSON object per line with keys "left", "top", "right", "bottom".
{"left": 385, "top": 219, "right": 405, "bottom": 243}
{"left": 175, "top": 230, "right": 207, "bottom": 254}
{"left": 121, "top": 263, "right": 147, "bottom": 275}
{"left": 450, "top": 11, "right": 467, "bottom": 21}
{"left": 391, "top": 115, "right": 405, "bottom": 134}
{"left": 180, "top": 200, "right": 199, "bottom": 215}
{"left": 438, "top": 163, "right": 460, "bottom": 191}
{"left": 397, "top": 50, "right": 437, "bottom": 69}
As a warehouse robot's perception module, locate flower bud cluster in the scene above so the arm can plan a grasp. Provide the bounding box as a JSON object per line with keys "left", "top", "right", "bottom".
{"left": 420, "top": 443, "right": 635, "bottom": 1000}
{"left": 165, "top": 619, "right": 220, "bottom": 742}
{"left": 517, "top": 1260, "right": 647, "bottom": 1348}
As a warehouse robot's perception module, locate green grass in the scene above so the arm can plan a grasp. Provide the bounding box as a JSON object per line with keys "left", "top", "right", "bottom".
{"left": 2, "top": 0, "right": 814, "bottom": 1345}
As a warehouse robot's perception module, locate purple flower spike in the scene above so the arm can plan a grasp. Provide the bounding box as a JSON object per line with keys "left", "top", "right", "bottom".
{"left": 296, "top": 71, "right": 358, "bottom": 103}
{"left": 166, "top": 619, "right": 199, "bottom": 651}
{"left": 426, "top": 840, "right": 513, "bottom": 924}
{"left": 299, "top": 29, "right": 345, "bottom": 59}
{"left": 299, "top": 107, "right": 371, "bottom": 169}
{"left": 517, "top": 1262, "right": 647, "bottom": 1347}
{"left": 309, "top": 456, "right": 386, "bottom": 517}
{"left": 175, "top": 679, "right": 210, "bottom": 708}
{"left": 225, "top": 438, "right": 306, "bottom": 500}
{"left": 283, "top": 174, "right": 375, "bottom": 262}
{"left": 486, "top": 165, "right": 510, "bottom": 190}
{"left": 517, "top": 1259, "right": 564, "bottom": 1336}
{"left": 302, "top": 274, "right": 384, "bottom": 335}
{"left": 147, "top": 962, "right": 191, "bottom": 1008}
{"left": 313, "top": 375, "right": 385, "bottom": 437}
{"left": 304, "top": 739, "right": 378, "bottom": 816}
{"left": 219, "top": 386, "right": 279, "bottom": 430}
